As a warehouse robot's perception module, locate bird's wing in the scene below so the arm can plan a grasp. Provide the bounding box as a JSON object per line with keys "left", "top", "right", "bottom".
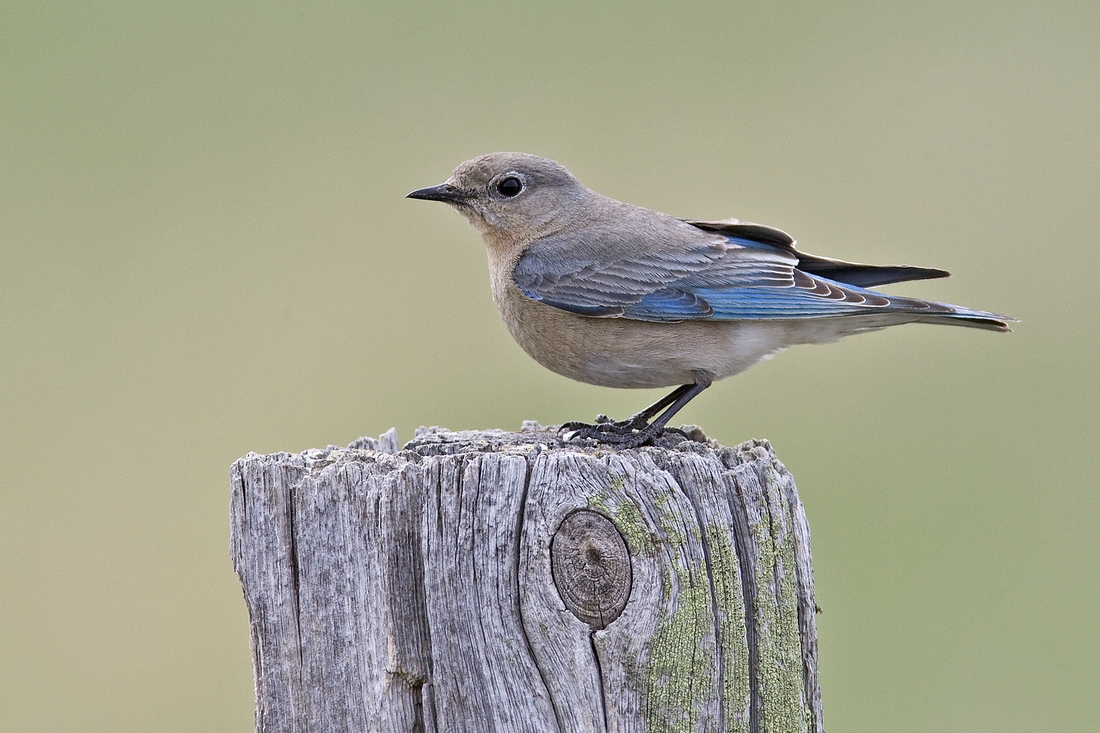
{"left": 686, "top": 218, "right": 950, "bottom": 287}
{"left": 513, "top": 228, "right": 933, "bottom": 322}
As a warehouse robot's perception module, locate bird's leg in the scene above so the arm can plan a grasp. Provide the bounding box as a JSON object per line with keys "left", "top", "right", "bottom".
{"left": 561, "top": 376, "right": 712, "bottom": 447}
{"left": 609, "top": 384, "right": 695, "bottom": 431}
{"left": 561, "top": 384, "right": 693, "bottom": 434}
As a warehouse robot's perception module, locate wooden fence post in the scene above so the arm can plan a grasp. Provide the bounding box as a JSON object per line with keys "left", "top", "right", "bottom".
{"left": 230, "top": 424, "right": 824, "bottom": 733}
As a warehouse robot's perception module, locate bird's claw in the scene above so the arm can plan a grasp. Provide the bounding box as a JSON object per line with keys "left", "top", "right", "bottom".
{"left": 558, "top": 420, "right": 689, "bottom": 448}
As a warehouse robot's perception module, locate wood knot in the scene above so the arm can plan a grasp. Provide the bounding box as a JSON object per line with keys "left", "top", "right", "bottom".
{"left": 550, "top": 509, "right": 632, "bottom": 630}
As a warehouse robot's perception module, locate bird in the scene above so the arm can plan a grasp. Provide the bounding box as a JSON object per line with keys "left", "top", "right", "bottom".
{"left": 407, "top": 152, "right": 1013, "bottom": 447}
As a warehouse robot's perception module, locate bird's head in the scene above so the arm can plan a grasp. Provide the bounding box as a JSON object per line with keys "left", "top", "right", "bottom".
{"left": 407, "top": 152, "right": 591, "bottom": 243}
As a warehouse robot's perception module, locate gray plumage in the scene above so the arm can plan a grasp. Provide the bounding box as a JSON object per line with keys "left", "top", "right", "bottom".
{"left": 408, "top": 152, "right": 1012, "bottom": 444}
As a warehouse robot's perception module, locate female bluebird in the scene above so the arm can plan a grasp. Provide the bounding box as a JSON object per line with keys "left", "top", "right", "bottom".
{"left": 409, "top": 152, "right": 1012, "bottom": 447}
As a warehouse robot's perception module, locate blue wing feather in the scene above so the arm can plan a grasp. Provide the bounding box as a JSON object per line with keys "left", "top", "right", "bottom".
{"left": 514, "top": 226, "right": 1008, "bottom": 328}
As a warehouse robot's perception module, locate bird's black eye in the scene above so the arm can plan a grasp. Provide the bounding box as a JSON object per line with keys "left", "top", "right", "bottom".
{"left": 496, "top": 176, "right": 523, "bottom": 197}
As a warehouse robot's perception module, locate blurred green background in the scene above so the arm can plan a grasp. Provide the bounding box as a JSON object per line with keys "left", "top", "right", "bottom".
{"left": 2, "top": 1, "right": 1096, "bottom": 731}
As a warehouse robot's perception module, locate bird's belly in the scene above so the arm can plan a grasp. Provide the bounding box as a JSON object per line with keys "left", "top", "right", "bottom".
{"left": 494, "top": 282, "right": 798, "bottom": 389}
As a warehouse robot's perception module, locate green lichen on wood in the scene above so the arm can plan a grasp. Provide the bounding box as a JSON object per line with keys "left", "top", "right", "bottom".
{"left": 703, "top": 521, "right": 752, "bottom": 731}
{"left": 753, "top": 463, "right": 812, "bottom": 732}
{"left": 647, "top": 478, "right": 765, "bottom": 732}
{"left": 642, "top": 491, "right": 715, "bottom": 733}
{"left": 644, "top": 558, "right": 715, "bottom": 733}
{"left": 589, "top": 452, "right": 812, "bottom": 732}
{"left": 586, "top": 489, "right": 656, "bottom": 557}
{"left": 595, "top": 468, "right": 721, "bottom": 731}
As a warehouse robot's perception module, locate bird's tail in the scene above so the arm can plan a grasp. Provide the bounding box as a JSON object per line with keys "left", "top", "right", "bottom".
{"left": 894, "top": 297, "right": 1015, "bottom": 332}
{"left": 837, "top": 300, "right": 1015, "bottom": 335}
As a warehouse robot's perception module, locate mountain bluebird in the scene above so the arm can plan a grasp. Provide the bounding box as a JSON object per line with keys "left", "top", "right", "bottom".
{"left": 408, "top": 152, "right": 1012, "bottom": 447}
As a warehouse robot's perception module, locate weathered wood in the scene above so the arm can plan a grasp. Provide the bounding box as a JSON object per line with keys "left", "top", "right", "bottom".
{"left": 231, "top": 425, "right": 823, "bottom": 733}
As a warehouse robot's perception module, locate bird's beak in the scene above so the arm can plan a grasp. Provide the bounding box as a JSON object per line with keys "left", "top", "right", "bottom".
{"left": 406, "top": 182, "right": 469, "bottom": 204}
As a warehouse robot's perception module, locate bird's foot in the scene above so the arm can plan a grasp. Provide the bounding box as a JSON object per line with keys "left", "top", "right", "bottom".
{"left": 559, "top": 419, "right": 689, "bottom": 448}
{"left": 563, "top": 411, "right": 649, "bottom": 431}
